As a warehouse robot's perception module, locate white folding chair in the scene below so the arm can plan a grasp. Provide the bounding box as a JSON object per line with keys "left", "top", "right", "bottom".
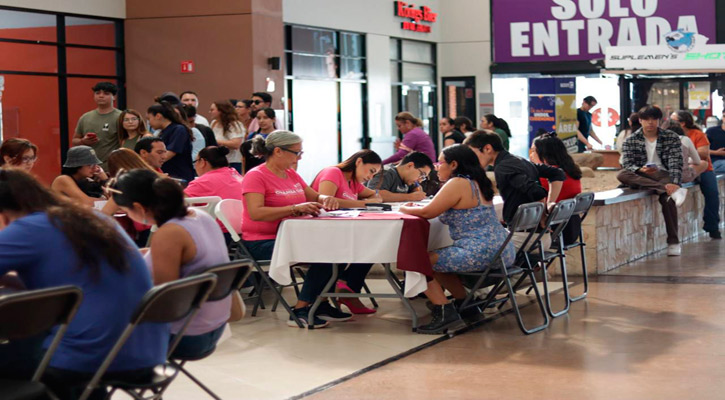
{"left": 213, "top": 199, "right": 306, "bottom": 327}
{"left": 185, "top": 196, "right": 222, "bottom": 217}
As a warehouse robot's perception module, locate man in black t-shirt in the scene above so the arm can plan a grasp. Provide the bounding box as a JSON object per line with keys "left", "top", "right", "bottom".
{"left": 577, "top": 96, "right": 603, "bottom": 153}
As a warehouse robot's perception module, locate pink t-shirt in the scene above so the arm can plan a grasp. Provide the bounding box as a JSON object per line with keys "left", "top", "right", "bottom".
{"left": 311, "top": 167, "right": 365, "bottom": 201}
{"left": 241, "top": 164, "right": 308, "bottom": 241}
{"left": 184, "top": 167, "right": 244, "bottom": 233}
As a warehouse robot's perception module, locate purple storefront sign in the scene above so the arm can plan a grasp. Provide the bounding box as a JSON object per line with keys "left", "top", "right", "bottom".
{"left": 493, "top": 0, "right": 716, "bottom": 63}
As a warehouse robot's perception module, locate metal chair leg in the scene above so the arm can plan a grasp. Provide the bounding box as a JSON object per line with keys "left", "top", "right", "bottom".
{"left": 505, "top": 270, "right": 549, "bottom": 335}
{"left": 540, "top": 240, "right": 571, "bottom": 318}
{"left": 570, "top": 241, "right": 589, "bottom": 302}
{"left": 362, "top": 282, "right": 379, "bottom": 308}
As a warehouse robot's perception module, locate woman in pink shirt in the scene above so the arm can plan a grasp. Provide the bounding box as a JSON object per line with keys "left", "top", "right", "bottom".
{"left": 311, "top": 150, "right": 383, "bottom": 314}
{"left": 185, "top": 146, "right": 244, "bottom": 242}
{"left": 242, "top": 131, "right": 350, "bottom": 329}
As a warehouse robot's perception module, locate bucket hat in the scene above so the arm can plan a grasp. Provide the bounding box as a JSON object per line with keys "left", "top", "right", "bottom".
{"left": 63, "top": 146, "right": 102, "bottom": 168}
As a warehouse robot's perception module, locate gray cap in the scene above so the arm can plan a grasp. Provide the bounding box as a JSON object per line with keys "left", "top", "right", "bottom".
{"left": 63, "top": 146, "right": 102, "bottom": 168}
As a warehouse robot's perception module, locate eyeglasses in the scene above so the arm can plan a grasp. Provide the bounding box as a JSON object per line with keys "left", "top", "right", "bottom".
{"left": 279, "top": 147, "right": 303, "bottom": 157}
{"left": 252, "top": 100, "right": 264, "bottom": 105}
{"left": 417, "top": 168, "right": 428, "bottom": 181}
{"left": 19, "top": 156, "right": 37, "bottom": 164}
{"left": 123, "top": 117, "right": 140, "bottom": 122}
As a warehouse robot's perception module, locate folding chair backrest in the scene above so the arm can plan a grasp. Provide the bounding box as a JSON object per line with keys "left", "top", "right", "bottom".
{"left": 186, "top": 196, "right": 222, "bottom": 218}
{"left": 214, "top": 199, "right": 243, "bottom": 243}
{"left": 545, "top": 199, "right": 576, "bottom": 239}
{"left": 0, "top": 285, "right": 83, "bottom": 381}
{"left": 573, "top": 192, "right": 595, "bottom": 220}
{"left": 131, "top": 274, "right": 217, "bottom": 324}
{"left": 508, "top": 202, "right": 545, "bottom": 233}
{"left": 79, "top": 275, "right": 216, "bottom": 400}
{"left": 194, "top": 260, "right": 254, "bottom": 302}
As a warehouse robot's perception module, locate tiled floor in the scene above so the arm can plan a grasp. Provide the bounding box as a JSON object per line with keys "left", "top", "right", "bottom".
{"left": 142, "top": 236, "right": 725, "bottom": 400}
{"left": 307, "top": 236, "right": 725, "bottom": 400}
{"left": 157, "top": 275, "right": 566, "bottom": 400}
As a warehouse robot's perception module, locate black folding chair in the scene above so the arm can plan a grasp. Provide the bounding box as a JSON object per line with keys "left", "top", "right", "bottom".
{"left": 78, "top": 274, "right": 217, "bottom": 400}
{"left": 521, "top": 199, "right": 577, "bottom": 318}
{"left": 564, "top": 192, "right": 595, "bottom": 302}
{"left": 233, "top": 240, "right": 305, "bottom": 328}
{"left": 167, "top": 260, "right": 253, "bottom": 400}
{"left": 457, "top": 202, "right": 550, "bottom": 335}
{"left": 0, "top": 286, "right": 83, "bottom": 400}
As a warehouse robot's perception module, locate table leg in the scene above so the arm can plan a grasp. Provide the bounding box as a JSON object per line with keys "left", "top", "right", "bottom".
{"left": 308, "top": 263, "right": 340, "bottom": 330}
{"left": 383, "top": 264, "right": 419, "bottom": 332}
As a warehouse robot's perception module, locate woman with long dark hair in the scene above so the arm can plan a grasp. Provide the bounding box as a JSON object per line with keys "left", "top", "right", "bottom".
{"left": 441, "top": 117, "right": 465, "bottom": 147}
{"left": 118, "top": 109, "right": 152, "bottom": 150}
{"left": 210, "top": 100, "right": 245, "bottom": 173}
{"left": 112, "top": 169, "right": 231, "bottom": 359}
{"left": 235, "top": 99, "right": 253, "bottom": 131}
{"left": 481, "top": 114, "right": 512, "bottom": 150}
{"left": 147, "top": 101, "right": 195, "bottom": 182}
{"left": 671, "top": 110, "right": 722, "bottom": 239}
{"left": 0, "top": 168, "right": 167, "bottom": 398}
{"left": 401, "top": 144, "right": 515, "bottom": 334}
{"left": 311, "top": 149, "right": 383, "bottom": 314}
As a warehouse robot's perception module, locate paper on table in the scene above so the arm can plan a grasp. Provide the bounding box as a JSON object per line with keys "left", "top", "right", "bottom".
{"left": 318, "top": 209, "right": 361, "bottom": 218}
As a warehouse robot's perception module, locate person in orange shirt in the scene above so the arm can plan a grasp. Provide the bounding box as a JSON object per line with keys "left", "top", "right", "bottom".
{"left": 671, "top": 111, "right": 721, "bottom": 239}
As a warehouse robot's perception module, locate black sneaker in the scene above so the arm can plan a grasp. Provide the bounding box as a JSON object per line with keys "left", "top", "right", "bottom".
{"left": 316, "top": 301, "right": 352, "bottom": 322}
{"left": 287, "top": 307, "right": 329, "bottom": 329}
{"left": 709, "top": 230, "right": 722, "bottom": 239}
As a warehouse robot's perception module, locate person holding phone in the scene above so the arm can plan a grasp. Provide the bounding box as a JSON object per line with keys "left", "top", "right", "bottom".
{"left": 617, "top": 106, "right": 687, "bottom": 256}
{"left": 72, "top": 82, "right": 122, "bottom": 171}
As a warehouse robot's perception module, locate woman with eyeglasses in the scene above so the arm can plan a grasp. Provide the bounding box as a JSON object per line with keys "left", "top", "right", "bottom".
{"left": 118, "top": 109, "right": 153, "bottom": 150}
{"left": 310, "top": 150, "right": 383, "bottom": 314}
{"left": 242, "top": 131, "right": 351, "bottom": 328}
{"left": 0, "top": 138, "right": 38, "bottom": 172}
{"left": 209, "top": 101, "right": 245, "bottom": 174}
{"left": 235, "top": 99, "right": 253, "bottom": 131}
{"left": 185, "top": 146, "right": 244, "bottom": 242}
{"left": 400, "top": 144, "right": 515, "bottom": 334}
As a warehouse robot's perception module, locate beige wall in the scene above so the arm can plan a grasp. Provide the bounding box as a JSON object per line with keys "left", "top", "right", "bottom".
{"left": 124, "top": 0, "right": 284, "bottom": 113}
{"left": 0, "top": 0, "right": 125, "bottom": 18}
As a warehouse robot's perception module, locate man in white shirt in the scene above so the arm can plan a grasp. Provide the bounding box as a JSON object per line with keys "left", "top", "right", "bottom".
{"left": 181, "top": 91, "right": 210, "bottom": 126}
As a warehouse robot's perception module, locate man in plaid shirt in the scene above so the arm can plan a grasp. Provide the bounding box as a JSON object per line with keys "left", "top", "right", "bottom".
{"left": 617, "top": 105, "right": 687, "bottom": 256}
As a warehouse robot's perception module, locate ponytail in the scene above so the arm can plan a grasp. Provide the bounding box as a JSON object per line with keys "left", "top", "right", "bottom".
{"left": 111, "top": 169, "right": 187, "bottom": 226}
{"left": 148, "top": 101, "right": 193, "bottom": 141}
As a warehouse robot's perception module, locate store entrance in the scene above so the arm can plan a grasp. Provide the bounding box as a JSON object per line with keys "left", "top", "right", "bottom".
{"left": 623, "top": 75, "right": 724, "bottom": 129}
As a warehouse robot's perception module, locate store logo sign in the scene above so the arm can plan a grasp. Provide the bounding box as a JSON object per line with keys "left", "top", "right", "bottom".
{"left": 605, "top": 31, "right": 725, "bottom": 70}
{"left": 394, "top": 1, "right": 437, "bottom": 33}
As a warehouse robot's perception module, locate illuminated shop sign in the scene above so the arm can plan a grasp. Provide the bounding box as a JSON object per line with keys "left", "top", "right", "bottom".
{"left": 606, "top": 31, "right": 725, "bottom": 70}
{"left": 394, "top": 1, "right": 437, "bottom": 33}
{"left": 492, "top": 0, "right": 715, "bottom": 63}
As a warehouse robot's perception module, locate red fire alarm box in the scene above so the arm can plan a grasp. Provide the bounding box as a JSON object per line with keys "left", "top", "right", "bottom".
{"left": 181, "top": 60, "right": 194, "bottom": 73}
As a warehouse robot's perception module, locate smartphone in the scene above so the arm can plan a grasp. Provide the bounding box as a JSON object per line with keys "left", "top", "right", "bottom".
{"left": 645, "top": 163, "right": 658, "bottom": 169}
{"left": 365, "top": 203, "right": 392, "bottom": 211}
{"left": 86, "top": 132, "right": 97, "bottom": 139}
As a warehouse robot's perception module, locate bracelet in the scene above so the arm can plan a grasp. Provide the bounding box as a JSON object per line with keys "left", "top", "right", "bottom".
{"left": 291, "top": 204, "right": 298, "bottom": 216}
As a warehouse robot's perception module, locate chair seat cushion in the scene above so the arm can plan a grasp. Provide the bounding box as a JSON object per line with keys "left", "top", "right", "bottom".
{"left": 0, "top": 379, "right": 48, "bottom": 400}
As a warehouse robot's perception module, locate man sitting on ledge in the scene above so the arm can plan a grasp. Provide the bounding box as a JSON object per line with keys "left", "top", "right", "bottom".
{"left": 618, "top": 105, "right": 686, "bottom": 256}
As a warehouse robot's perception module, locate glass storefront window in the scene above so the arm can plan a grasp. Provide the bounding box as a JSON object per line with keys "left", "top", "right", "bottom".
{"left": 0, "top": 9, "right": 56, "bottom": 42}
{"left": 402, "top": 40, "right": 434, "bottom": 64}
{"left": 290, "top": 26, "right": 336, "bottom": 55}
{"left": 65, "top": 17, "right": 115, "bottom": 47}
{"left": 0, "top": 42, "right": 57, "bottom": 73}
{"left": 67, "top": 48, "right": 117, "bottom": 76}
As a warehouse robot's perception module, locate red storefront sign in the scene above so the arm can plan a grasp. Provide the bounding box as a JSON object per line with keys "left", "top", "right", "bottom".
{"left": 394, "top": 1, "right": 437, "bottom": 33}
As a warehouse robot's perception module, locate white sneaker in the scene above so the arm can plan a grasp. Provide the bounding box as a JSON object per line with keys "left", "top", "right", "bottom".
{"left": 670, "top": 187, "right": 687, "bottom": 207}
{"left": 667, "top": 244, "right": 681, "bottom": 256}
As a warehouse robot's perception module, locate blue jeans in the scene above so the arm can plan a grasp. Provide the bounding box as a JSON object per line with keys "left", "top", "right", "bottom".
{"left": 714, "top": 159, "right": 725, "bottom": 173}
{"left": 170, "top": 323, "right": 226, "bottom": 360}
{"left": 242, "top": 239, "right": 332, "bottom": 304}
{"left": 697, "top": 171, "right": 721, "bottom": 233}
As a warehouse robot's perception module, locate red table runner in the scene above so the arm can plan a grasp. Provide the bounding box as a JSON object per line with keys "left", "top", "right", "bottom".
{"left": 312, "top": 213, "right": 433, "bottom": 277}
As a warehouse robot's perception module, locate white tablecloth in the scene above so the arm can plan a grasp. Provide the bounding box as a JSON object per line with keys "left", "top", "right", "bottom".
{"left": 269, "top": 199, "right": 503, "bottom": 298}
